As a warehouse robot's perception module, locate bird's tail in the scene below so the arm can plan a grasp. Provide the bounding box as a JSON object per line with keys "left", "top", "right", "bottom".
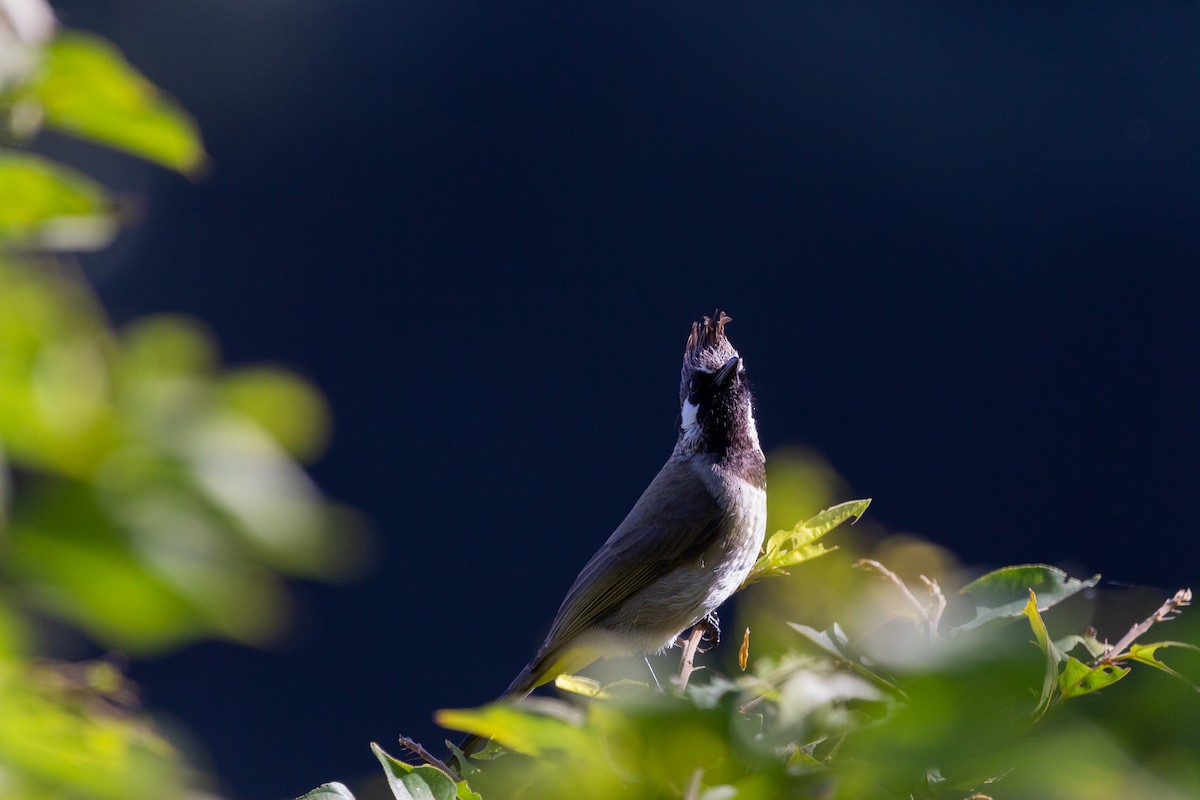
{"left": 446, "top": 658, "right": 538, "bottom": 773}
{"left": 449, "top": 645, "right": 600, "bottom": 773}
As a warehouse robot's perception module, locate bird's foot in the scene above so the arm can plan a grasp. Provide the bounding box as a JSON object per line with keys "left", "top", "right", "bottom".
{"left": 696, "top": 611, "right": 720, "bottom": 653}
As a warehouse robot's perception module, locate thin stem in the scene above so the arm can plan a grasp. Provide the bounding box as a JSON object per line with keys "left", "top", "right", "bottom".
{"left": 1097, "top": 588, "right": 1192, "bottom": 665}
{"left": 677, "top": 625, "right": 708, "bottom": 690}
{"left": 920, "top": 575, "right": 947, "bottom": 639}
{"left": 398, "top": 735, "right": 454, "bottom": 778}
{"left": 856, "top": 558, "right": 945, "bottom": 638}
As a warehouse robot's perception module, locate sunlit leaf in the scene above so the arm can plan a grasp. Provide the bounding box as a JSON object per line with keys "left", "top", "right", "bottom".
{"left": 788, "top": 622, "right": 901, "bottom": 697}
{"left": 785, "top": 746, "right": 827, "bottom": 770}
{"left": 1023, "top": 590, "right": 1058, "bottom": 717}
{"left": 0, "top": 258, "right": 121, "bottom": 474}
{"left": 221, "top": 367, "right": 331, "bottom": 460}
{"left": 435, "top": 701, "right": 587, "bottom": 757}
{"left": 954, "top": 565, "right": 1100, "bottom": 634}
{"left": 742, "top": 499, "right": 869, "bottom": 586}
{"left": 555, "top": 673, "right": 609, "bottom": 699}
{"left": 371, "top": 743, "right": 456, "bottom": 800}
{"left": 0, "top": 659, "right": 190, "bottom": 799}
{"left": 0, "top": 152, "right": 116, "bottom": 250}
{"left": 1059, "top": 655, "right": 1129, "bottom": 699}
{"left": 1126, "top": 642, "right": 1200, "bottom": 692}
{"left": 8, "top": 478, "right": 299, "bottom": 652}
{"left": 7, "top": 484, "right": 202, "bottom": 651}
{"left": 789, "top": 622, "right": 857, "bottom": 662}
{"left": 454, "top": 781, "right": 483, "bottom": 800}
{"left": 295, "top": 782, "right": 357, "bottom": 800}
{"left": 29, "top": 32, "right": 207, "bottom": 174}
{"left": 1055, "top": 631, "right": 1108, "bottom": 661}
{"left": 118, "top": 315, "right": 217, "bottom": 379}
{"left": 175, "top": 414, "right": 357, "bottom": 577}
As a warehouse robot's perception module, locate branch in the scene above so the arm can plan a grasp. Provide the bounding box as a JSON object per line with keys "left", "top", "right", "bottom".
{"left": 855, "top": 559, "right": 945, "bottom": 639}
{"left": 677, "top": 624, "right": 708, "bottom": 691}
{"left": 920, "top": 575, "right": 947, "bottom": 639}
{"left": 398, "top": 735, "right": 454, "bottom": 778}
{"left": 1097, "top": 588, "right": 1193, "bottom": 665}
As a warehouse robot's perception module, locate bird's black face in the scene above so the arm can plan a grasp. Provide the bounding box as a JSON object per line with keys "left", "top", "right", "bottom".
{"left": 677, "top": 354, "right": 755, "bottom": 455}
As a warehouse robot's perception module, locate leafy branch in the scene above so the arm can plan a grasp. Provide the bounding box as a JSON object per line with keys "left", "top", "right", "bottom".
{"left": 298, "top": 502, "right": 1200, "bottom": 800}
{"left": 1, "top": 7, "right": 355, "bottom": 798}
{"left": 741, "top": 498, "right": 870, "bottom": 587}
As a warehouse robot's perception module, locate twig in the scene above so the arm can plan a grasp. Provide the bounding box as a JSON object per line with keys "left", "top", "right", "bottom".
{"left": 398, "top": 735, "right": 454, "bottom": 778}
{"left": 683, "top": 767, "right": 704, "bottom": 800}
{"left": 856, "top": 559, "right": 944, "bottom": 638}
{"left": 1096, "top": 588, "right": 1193, "bottom": 665}
{"left": 856, "top": 559, "right": 927, "bottom": 619}
{"left": 920, "top": 575, "right": 947, "bottom": 639}
{"left": 677, "top": 625, "right": 708, "bottom": 691}
{"left": 737, "top": 694, "right": 767, "bottom": 715}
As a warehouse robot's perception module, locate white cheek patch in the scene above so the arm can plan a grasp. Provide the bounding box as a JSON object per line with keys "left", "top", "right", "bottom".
{"left": 745, "top": 405, "right": 761, "bottom": 450}
{"left": 680, "top": 398, "right": 700, "bottom": 431}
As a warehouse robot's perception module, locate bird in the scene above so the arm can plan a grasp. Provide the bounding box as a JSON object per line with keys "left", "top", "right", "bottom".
{"left": 454, "top": 310, "right": 767, "bottom": 761}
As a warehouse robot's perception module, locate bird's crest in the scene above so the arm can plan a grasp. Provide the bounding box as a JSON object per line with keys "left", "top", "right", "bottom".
{"left": 683, "top": 310, "right": 738, "bottom": 374}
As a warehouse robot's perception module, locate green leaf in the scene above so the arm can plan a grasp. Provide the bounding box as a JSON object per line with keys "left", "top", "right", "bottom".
{"left": 295, "top": 783, "right": 357, "bottom": 800}
{"left": 788, "top": 622, "right": 903, "bottom": 697}
{"left": 1023, "top": 590, "right": 1058, "bottom": 718}
{"left": 789, "top": 622, "right": 858, "bottom": 662}
{"left": 0, "top": 659, "right": 191, "bottom": 799}
{"left": 954, "top": 565, "right": 1100, "bottom": 634}
{"left": 118, "top": 314, "right": 218, "bottom": 378}
{"left": 1126, "top": 642, "right": 1200, "bottom": 691}
{"left": 7, "top": 484, "right": 204, "bottom": 652}
{"left": 443, "top": 740, "right": 480, "bottom": 778}
{"left": 8, "top": 478, "right": 296, "bottom": 653}
{"left": 1059, "top": 655, "right": 1129, "bottom": 699}
{"left": 31, "top": 32, "right": 207, "bottom": 174}
{"left": 742, "top": 498, "right": 869, "bottom": 586}
{"left": 1055, "top": 632, "right": 1108, "bottom": 661}
{"left": 0, "top": 259, "right": 118, "bottom": 473}
{"left": 371, "top": 743, "right": 456, "bottom": 800}
{"left": 554, "top": 673, "right": 609, "bottom": 698}
{"left": 0, "top": 152, "right": 116, "bottom": 250}
{"left": 220, "top": 367, "right": 331, "bottom": 460}
{"left": 435, "top": 701, "right": 587, "bottom": 757}
{"left": 454, "top": 783, "right": 483, "bottom": 800}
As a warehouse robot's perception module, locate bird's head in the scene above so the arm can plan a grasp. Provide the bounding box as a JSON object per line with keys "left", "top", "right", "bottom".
{"left": 677, "top": 311, "right": 760, "bottom": 456}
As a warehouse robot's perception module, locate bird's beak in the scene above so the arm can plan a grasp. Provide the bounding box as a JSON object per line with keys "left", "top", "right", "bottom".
{"left": 714, "top": 355, "right": 740, "bottom": 387}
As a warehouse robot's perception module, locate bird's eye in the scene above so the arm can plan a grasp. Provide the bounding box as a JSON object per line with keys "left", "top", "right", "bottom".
{"left": 688, "top": 377, "right": 699, "bottom": 393}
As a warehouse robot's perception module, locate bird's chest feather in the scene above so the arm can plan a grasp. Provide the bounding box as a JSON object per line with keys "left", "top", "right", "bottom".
{"left": 702, "top": 478, "right": 767, "bottom": 594}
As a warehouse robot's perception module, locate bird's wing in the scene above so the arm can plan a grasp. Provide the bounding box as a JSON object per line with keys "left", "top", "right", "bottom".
{"left": 539, "top": 458, "right": 729, "bottom": 655}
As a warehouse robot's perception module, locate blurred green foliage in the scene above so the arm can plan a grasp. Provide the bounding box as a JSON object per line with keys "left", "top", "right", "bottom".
{"left": 28, "top": 32, "right": 208, "bottom": 175}
{"left": 1, "top": 6, "right": 357, "bottom": 797}
{"left": 0, "top": 155, "right": 113, "bottom": 249}
{"left": 6, "top": 7, "right": 1197, "bottom": 800}
{"left": 308, "top": 453, "right": 1197, "bottom": 800}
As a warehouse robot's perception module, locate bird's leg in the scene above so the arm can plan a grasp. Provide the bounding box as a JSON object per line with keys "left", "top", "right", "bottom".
{"left": 673, "top": 612, "right": 720, "bottom": 651}
{"left": 644, "top": 655, "right": 664, "bottom": 692}
{"left": 696, "top": 611, "right": 720, "bottom": 653}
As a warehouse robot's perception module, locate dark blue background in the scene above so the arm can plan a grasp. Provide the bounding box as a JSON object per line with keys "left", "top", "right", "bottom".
{"left": 49, "top": 2, "right": 1200, "bottom": 798}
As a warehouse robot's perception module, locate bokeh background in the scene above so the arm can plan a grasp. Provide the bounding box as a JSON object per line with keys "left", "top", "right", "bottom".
{"left": 41, "top": 2, "right": 1200, "bottom": 798}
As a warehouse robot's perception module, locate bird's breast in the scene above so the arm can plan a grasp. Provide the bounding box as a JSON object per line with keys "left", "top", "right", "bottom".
{"left": 703, "top": 477, "right": 768, "bottom": 600}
